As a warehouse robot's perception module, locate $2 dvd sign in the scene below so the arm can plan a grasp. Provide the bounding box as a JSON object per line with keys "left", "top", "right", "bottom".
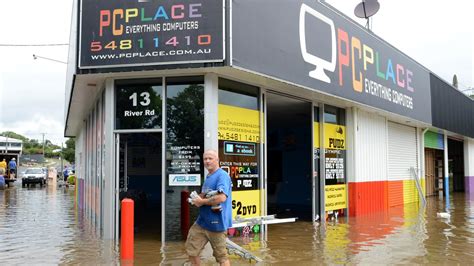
{"left": 231, "top": 190, "right": 259, "bottom": 218}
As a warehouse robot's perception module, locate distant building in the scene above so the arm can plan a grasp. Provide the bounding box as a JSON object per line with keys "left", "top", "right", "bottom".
{"left": 0, "top": 136, "right": 22, "bottom": 155}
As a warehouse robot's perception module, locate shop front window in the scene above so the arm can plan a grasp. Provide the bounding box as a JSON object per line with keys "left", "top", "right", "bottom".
{"left": 115, "top": 79, "right": 163, "bottom": 130}
{"left": 218, "top": 78, "right": 261, "bottom": 220}
{"left": 165, "top": 76, "right": 204, "bottom": 241}
{"left": 324, "top": 105, "right": 347, "bottom": 214}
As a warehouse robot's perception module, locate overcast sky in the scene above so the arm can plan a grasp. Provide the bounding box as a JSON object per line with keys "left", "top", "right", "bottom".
{"left": 0, "top": 0, "right": 72, "bottom": 146}
{"left": 0, "top": 0, "right": 472, "bottom": 146}
{"left": 325, "top": 0, "right": 473, "bottom": 90}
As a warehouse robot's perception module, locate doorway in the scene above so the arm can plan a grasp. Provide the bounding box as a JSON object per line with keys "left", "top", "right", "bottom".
{"left": 266, "top": 93, "right": 313, "bottom": 220}
{"left": 425, "top": 148, "right": 444, "bottom": 196}
{"left": 118, "top": 133, "right": 162, "bottom": 240}
{"left": 448, "top": 138, "right": 465, "bottom": 192}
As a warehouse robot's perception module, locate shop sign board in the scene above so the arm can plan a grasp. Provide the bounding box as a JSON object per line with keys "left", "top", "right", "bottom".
{"left": 218, "top": 104, "right": 261, "bottom": 218}
{"left": 167, "top": 145, "right": 202, "bottom": 175}
{"left": 79, "top": 0, "right": 224, "bottom": 68}
{"left": 324, "top": 124, "right": 346, "bottom": 181}
{"left": 169, "top": 174, "right": 201, "bottom": 186}
{"left": 315, "top": 120, "right": 347, "bottom": 211}
{"left": 325, "top": 184, "right": 347, "bottom": 211}
{"left": 223, "top": 141, "right": 256, "bottom": 156}
{"left": 232, "top": 0, "right": 432, "bottom": 123}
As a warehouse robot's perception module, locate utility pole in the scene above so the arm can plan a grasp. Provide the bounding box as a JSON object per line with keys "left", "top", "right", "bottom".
{"left": 41, "top": 133, "right": 46, "bottom": 156}
{"left": 5, "top": 132, "right": 9, "bottom": 153}
{"left": 60, "top": 142, "right": 64, "bottom": 181}
{"left": 41, "top": 133, "right": 46, "bottom": 165}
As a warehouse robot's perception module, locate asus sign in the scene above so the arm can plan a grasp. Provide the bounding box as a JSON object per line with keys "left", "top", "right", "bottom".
{"left": 169, "top": 174, "right": 201, "bottom": 186}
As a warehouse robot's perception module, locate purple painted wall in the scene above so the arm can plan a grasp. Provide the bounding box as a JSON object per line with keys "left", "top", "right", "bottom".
{"left": 464, "top": 176, "right": 474, "bottom": 196}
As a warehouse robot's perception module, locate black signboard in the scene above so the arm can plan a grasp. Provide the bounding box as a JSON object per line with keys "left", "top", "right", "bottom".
{"left": 80, "top": 0, "right": 224, "bottom": 68}
{"left": 232, "top": 0, "right": 432, "bottom": 123}
{"left": 219, "top": 140, "right": 259, "bottom": 191}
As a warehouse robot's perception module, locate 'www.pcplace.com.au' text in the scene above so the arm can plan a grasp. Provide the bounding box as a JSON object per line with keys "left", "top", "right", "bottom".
{"left": 90, "top": 48, "right": 211, "bottom": 60}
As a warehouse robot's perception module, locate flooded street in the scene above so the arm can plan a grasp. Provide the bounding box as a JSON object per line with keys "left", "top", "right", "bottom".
{"left": 0, "top": 180, "right": 118, "bottom": 265}
{"left": 2, "top": 179, "right": 474, "bottom": 265}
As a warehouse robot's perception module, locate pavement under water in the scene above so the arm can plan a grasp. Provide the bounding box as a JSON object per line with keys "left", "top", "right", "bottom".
{"left": 1, "top": 180, "right": 474, "bottom": 265}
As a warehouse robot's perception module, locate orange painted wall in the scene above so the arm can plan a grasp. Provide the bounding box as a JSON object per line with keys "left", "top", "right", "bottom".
{"left": 349, "top": 180, "right": 405, "bottom": 216}
{"left": 387, "top": 181, "right": 404, "bottom": 207}
{"left": 348, "top": 181, "right": 387, "bottom": 216}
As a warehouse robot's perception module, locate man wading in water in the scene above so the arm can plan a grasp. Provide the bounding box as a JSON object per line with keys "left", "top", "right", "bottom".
{"left": 185, "top": 149, "right": 232, "bottom": 266}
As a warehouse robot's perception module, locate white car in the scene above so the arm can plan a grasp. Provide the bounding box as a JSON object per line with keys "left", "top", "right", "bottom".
{"left": 22, "top": 168, "right": 47, "bottom": 187}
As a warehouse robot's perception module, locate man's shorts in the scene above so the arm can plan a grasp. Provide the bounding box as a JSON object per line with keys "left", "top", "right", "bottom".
{"left": 185, "top": 223, "right": 228, "bottom": 263}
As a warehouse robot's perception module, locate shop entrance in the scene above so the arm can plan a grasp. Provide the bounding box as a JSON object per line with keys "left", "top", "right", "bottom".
{"left": 117, "top": 133, "right": 162, "bottom": 240}
{"left": 266, "top": 93, "right": 313, "bottom": 220}
{"left": 448, "top": 138, "right": 465, "bottom": 192}
{"left": 424, "top": 148, "right": 444, "bottom": 197}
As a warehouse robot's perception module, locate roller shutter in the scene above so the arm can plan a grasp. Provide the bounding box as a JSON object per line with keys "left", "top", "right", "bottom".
{"left": 388, "top": 122, "right": 418, "bottom": 206}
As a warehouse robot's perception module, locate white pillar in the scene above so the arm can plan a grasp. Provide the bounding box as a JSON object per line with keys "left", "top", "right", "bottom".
{"left": 204, "top": 73, "right": 219, "bottom": 152}
{"left": 464, "top": 138, "right": 474, "bottom": 194}
{"left": 103, "top": 78, "right": 115, "bottom": 240}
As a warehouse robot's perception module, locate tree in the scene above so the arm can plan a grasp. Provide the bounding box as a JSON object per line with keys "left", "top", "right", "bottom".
{"left": 0, "top": 131, "right": 28, "bottom": 141}
{"left": 1, "top": 131, "right": 61, "bottom": 157}
{"left": 63, "top": 138, "right": 76, "bottom": 163}
{"left": 452, "top": 74, "right": 458, "bottom": 89}
{"left": 166, "top": 84, "right": 204, "bottom": 147}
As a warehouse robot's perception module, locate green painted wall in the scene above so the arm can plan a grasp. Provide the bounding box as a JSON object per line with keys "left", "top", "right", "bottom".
{"left": 425, "top": 131, "right": 444, "bottom": 150}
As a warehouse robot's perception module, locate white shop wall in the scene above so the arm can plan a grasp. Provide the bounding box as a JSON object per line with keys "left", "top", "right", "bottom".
{"left": 465, "top": 139, "right": 474, "bottom": 177}
{"left": 388, "top": 122, "right": 418, "bottom": 181}
{"left": 355, "top": 110, "right": 388, "bottom": 183}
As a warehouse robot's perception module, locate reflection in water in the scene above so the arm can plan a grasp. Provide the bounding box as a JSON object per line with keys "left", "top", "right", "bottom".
{"left": 2, "top": 182, "right": 474, "bottom": 264}
{"left": 0, "top": 183, "right": 118, "bottom": 264}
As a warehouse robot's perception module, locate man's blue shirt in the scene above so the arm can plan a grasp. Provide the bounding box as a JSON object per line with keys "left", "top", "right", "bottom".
{"left": 196, "top": 168, "right": 232, "bottom": 232}
{"left": 8, "top": 161, "right": 16, "bottom": 169}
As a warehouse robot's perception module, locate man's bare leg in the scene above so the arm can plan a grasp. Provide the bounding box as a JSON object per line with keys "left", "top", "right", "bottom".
{"left": 189, "top": 256, "right": 200, "bottom": 266}
{"left": 220, "top": 259, "right": 231, "bottom": 266}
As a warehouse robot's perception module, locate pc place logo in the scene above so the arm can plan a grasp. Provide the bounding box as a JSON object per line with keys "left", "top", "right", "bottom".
{"left": 298, "top": 2, "right": 416, "bottom": 110}
{"left": 299, "top": 3, "right": 336, "bottom": 84}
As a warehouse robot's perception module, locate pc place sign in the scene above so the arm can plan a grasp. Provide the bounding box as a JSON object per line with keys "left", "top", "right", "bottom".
{"left": 231, "top": 0, "right": 432, "bottom": 123}
{"left": 299, "top": 3, "right": 416, "bottom": 110}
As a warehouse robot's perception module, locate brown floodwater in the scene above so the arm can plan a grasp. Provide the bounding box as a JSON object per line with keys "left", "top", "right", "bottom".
{"left": 2, "top": 179, "right": 474, "bottom": 265}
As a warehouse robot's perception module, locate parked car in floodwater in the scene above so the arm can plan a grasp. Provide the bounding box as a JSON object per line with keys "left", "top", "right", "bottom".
{"left": 22, "top": 168, "right": 47, "bottom": 187}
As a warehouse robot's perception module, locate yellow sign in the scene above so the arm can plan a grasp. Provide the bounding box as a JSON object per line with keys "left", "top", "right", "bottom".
{"left": 324, "top": 124, "right": 346, "bottom": 150}
{"left": 313, "top": 122, "right": 320, "bottom": 148}
{"left": 231, "top": 190, "right": 260, "bottom": 218}
{"left": 325, "top": 184, "right": 347, "bottom": 211}
{"left": 218, "top": 104, "right": 260, "bottom": 143}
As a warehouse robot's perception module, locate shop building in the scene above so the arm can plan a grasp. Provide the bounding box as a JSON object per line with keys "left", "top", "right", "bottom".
{"left": 64, "top": 0, "right": 474, "bottom": 243}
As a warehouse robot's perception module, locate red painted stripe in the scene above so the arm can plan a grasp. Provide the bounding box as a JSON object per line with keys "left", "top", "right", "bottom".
{"left": 387, "top": 180, "right": 404, "bottom": 207}
{"left": 349, "top": 181, "right": 387, "bottom": 216}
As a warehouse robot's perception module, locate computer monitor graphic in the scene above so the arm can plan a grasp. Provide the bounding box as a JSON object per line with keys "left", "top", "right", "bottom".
{"left": 299, "top": 4, "right": 336, "bottom": 83}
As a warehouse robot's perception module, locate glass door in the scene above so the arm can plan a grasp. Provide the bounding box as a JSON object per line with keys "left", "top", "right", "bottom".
{"left": 115, "top": 133, "right": 163, "bottom": 243}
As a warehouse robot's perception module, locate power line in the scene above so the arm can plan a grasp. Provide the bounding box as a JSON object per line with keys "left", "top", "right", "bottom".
{"left": 0, "top": 43, "right": 69, "bottom": 47}
{"left": 33, "top": 54, "right": 67, "bottom": 64}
